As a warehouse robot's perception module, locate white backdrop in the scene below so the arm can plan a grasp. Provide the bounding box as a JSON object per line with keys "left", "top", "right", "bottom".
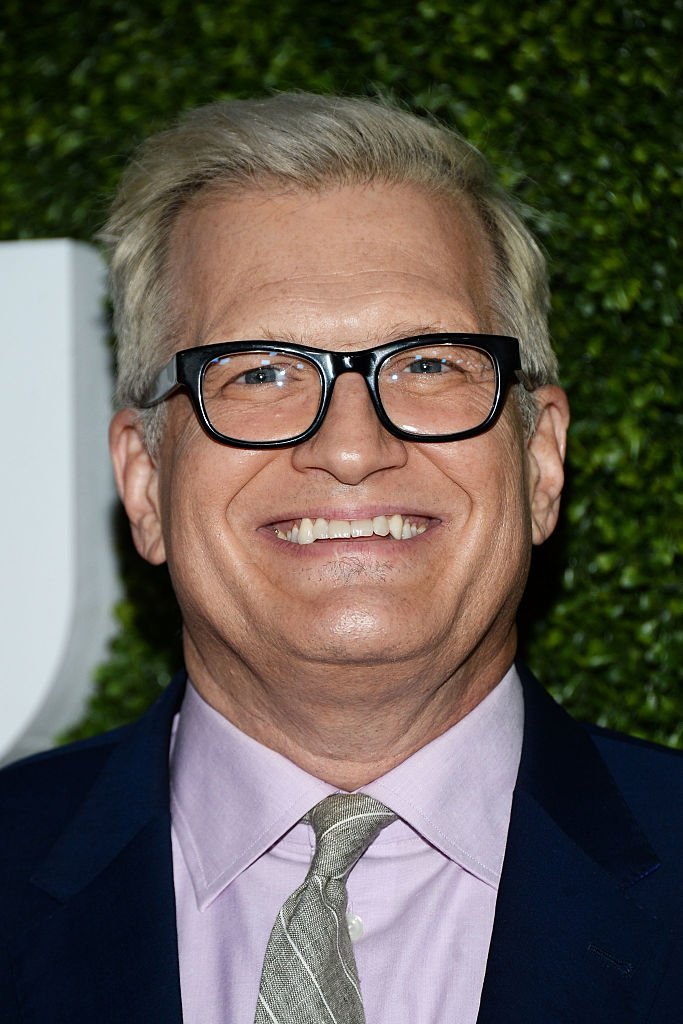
{"left": 0, "top": 239, "right": 118, "bottom": 765}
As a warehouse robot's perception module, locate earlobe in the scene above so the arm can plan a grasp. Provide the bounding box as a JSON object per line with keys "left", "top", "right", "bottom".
{"left": 526, "top": 386, "right": 570, "bottom": 546}
{"left": 109, "top": 409, "right": 167, "bottom": 565}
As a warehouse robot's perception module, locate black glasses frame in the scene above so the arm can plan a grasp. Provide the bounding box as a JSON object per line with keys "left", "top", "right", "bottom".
{"left": 142, "top": 333, "right": 528, "bottom": 448}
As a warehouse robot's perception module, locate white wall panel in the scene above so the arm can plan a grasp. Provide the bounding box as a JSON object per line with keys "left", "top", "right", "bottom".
{"left": 0, "top": 239, "right": 118, "bottom": 764}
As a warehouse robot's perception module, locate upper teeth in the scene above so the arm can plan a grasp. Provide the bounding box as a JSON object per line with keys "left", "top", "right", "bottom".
{"left": 274, "top": 514, "right": 427, "bottom": 545}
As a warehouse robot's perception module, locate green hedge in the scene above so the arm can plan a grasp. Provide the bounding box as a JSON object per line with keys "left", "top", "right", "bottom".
{"left": 2, "top": 0, "right": 681, "bottom": 744}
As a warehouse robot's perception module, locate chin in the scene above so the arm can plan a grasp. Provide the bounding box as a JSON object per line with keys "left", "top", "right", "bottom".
{"left": 287, "top": 603, "right": 432, "bottom": 667}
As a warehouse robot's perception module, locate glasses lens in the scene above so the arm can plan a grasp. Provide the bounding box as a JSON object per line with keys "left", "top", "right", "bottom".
{"left": 201, "top": 349, "right": 322, "bottom": 443}
{"left": 378, "top": 343, "right": 498, "bottom": 436}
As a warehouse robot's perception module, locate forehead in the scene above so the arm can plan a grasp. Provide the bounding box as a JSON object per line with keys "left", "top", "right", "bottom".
{"left": 166, "top": 182, "right": 496, "bottom": 345}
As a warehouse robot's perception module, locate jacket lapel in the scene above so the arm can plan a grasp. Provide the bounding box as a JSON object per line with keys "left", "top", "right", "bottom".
{"left": 478, "top": 667, "right": 668, "bottom": 1023}
{"left": 9, "top": 675, "right": 186, "bottom": 1024}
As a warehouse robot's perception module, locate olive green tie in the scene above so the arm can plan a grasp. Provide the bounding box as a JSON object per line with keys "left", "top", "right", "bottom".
{"left": 254, "top": 792, "right": 396, "bottom": 1024}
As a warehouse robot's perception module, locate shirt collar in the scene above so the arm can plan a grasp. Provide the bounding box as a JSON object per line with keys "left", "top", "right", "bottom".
{"left": 361, "top": 665, "right": 523, "bottom": 886}
{"left": 171, "top": 667, "right": 523, "bottom": 909}
{"left": 170, "top": 686, "right": 335, "bottom": 909}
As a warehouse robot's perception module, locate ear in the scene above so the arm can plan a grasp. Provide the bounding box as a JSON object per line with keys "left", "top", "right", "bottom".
{"left": 525, "top": 386, "right": 570, "bottom": 545}
{"left": 109, "top": 409, "right": 167, "bottom": 565}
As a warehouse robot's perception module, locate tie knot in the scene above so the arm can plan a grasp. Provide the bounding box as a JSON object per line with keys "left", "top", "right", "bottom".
{"left": 306, "top": 792, "right": 396, "bottom": 880}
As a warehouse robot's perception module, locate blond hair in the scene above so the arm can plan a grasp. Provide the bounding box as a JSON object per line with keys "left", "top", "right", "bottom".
{"left": 101, "top": 92, "right": 558, "bottom": 445}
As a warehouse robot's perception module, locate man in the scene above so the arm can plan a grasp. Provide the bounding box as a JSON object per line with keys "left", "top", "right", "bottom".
{"left": 2, "top": 93, "right": 683, "bottom": 1023}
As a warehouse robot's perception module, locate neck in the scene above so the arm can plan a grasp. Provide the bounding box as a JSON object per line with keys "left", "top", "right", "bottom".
{"left": 183, "top": 631, "right": 516, "bottom": 790}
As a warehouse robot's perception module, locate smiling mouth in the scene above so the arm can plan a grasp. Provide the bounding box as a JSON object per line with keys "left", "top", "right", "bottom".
{"left": 271, "top": 514, "right": 430, "bottom": 545}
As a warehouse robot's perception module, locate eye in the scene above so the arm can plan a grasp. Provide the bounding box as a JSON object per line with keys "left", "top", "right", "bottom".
{"left": 405, "top": 356, "right": 449, "bottom": 374}
{"left": 239, "top": 364, "right": 287, "bottom": 386}
{"left": 203, "top": 353, "right": 316, "bottom": 403}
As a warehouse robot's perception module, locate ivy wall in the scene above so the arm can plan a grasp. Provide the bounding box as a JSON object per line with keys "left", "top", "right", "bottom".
{"left": 1, "top": 0, "right": 681, "bottom": 743}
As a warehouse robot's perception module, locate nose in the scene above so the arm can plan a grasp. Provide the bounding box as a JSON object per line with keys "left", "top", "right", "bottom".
{"left": 291, "top": 373, "right": 408, "bottom": 484}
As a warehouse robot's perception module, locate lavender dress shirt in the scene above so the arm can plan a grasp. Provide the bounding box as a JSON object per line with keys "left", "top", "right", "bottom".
{"left": 170, "top": 666, "right": 523, "bottom": 1024}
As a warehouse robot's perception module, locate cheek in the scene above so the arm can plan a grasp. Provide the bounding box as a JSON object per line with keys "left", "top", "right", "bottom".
{"left": 428, "top": 428, "right": 531, "bottom": 567}
{"left": 429, "top": 423, "right": 527, "bottom": 510}
{"left": 156, "top": 434, "right": 278, "bottom": 575}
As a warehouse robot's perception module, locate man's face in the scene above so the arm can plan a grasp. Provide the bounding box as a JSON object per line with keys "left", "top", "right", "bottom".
{"left": 112, "top": 183, "right": 567, "bottom": 708}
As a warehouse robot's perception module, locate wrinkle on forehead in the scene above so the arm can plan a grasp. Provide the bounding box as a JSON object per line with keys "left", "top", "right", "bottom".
{"left": 166, "top": 182, "right": 497, "bottom": 349}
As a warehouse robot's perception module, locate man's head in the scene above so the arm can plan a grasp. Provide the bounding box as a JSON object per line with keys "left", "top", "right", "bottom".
{"left": 102, "top": 93, "right": 558, "bottom": 448}
{"left": 106, "top": 94, "right": 568, "bottom": 770}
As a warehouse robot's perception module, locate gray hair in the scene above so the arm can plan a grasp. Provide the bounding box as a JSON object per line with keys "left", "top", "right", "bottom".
{"left": 100, "top": 92, "right": 558, "bottom": 447}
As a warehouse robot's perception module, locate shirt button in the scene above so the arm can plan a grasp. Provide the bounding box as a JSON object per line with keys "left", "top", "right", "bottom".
{"left": 346, "top": 912, "right": 364, "bottom": 941}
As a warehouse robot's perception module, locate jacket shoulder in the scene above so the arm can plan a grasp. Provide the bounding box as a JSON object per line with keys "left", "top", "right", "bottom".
{"left": 588, "top": 722, "right": 683, "bottom": 779}
{"left": 0, "top": 727, "right": 134, "bottom": 883}
{"left": 587, "top": 723, "right": 683, "bottom": 853}
{"left": 585, "top": 720, "right": 683, "bottom": 782}
{"left": 1, "top": 724, "right": 130, "bottom": 800}
{"left": 0, "top": 672, "right": 185, "bottom": 900}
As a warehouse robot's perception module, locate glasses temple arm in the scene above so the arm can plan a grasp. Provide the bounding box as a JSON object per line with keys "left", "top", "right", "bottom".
{"left": 142, "top": 356, "right": 180, "bottom": 407}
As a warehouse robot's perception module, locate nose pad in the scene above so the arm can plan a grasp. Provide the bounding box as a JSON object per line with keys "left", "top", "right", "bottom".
{"left": 291, "top": 374, "right": 408, "bottom": 483}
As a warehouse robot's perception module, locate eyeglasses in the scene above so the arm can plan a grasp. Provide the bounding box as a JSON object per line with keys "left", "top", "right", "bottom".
{"left": 142, "top": 333, "right": 530, "bottom": 448}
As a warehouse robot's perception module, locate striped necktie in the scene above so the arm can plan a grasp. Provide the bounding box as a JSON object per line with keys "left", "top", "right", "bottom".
{"left": 254, "top": 792, "right": 396, "bottom": 1024}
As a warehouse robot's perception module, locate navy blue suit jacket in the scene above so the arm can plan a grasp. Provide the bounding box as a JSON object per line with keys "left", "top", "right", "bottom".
{"left": 2, "top": 666, "right": 683, "bottom": 1022}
